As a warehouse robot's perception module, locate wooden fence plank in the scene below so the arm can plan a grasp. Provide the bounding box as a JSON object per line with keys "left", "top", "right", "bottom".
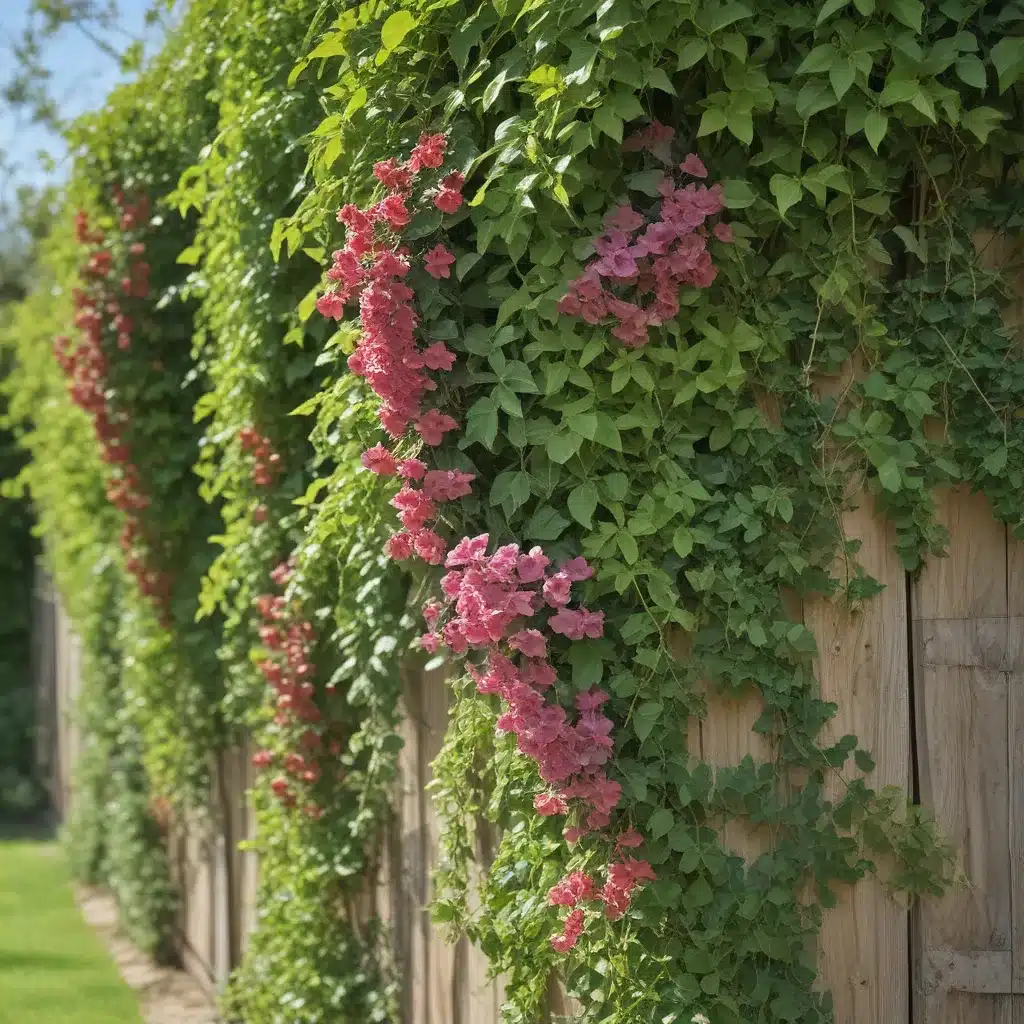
{"left": 912, "top": 489, "right": 1011, "bottom": 1024}
{"left": 809, "top": 501, "right": 911, "bottom": 1023}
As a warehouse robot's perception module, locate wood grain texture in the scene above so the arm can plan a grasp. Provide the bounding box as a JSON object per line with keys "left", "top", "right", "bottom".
{"left": 912, "top": 489, "right": 1012, "bottom": 1024}
{"left": 809, "top": 501, "right": 911, "bottom": 1023}
{"left": 399, "top": 665, "right": 430, "bottom": 1024}
{"left": 420, "top": 665, "right": 457, "bottom": 1024}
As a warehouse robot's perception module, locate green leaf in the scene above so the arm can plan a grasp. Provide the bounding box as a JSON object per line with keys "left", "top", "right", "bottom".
{"left": 526, "top": 505, "right": 570, "bottom": 541}
{"left": 648, "top": 807, "right": 674, "bottom": 840}
{"left": 886, "top": 0, "right": 923, "bottom": 32}
{"left": 879, "top": 76, "right": 919, "bottom": 106}
{"left": 632, "top": 700, "right": 662, "bottom": 741}
{"left": 796, "top": 44, "right": 837, "bottom": 76}
{"left": 991, "top": 38, "right": 1024, "bottom": 93}
{"left": 816, "top": 0, "right": 848, "bottom": 25}
{"left": 955, "top": 55, "right": 987, "bottom": 89}
{"left": 722, "top": 179, "right": 756, "bottom": 209}
{"left": 593, "top": 413, "right": 622, "bottom": 450}
{"left": 176, "top": 245, "right": 202, "bottom": 265}
{"left": 677, "top": 38, "right": 708, "bottom": 70}
{"left": 568, "top": 482, "right": 598, "bottom": 527}
{"left": 593, "top": 104, "right": 624, "bottom": 143}
{"left": 697, "top": 107, "right": 727, "bottom": 137}
{"left": 769, "top": 174, "right": 803, "bottom": 218}
{"left": 864, "top": 109, "right": 888, "bottom": 152}
{"left": 465, "top": 397, "right": 499, "bottom": 449}
{"left": 617, "top": 531, "right": 639, "bottom": 564}
{"left": 877, "top": 458, "right": 901, "bottom": 492}
{"left": 546, "top": 430, "right": 582, "bottom": 464}
{"left": 672, "top": 526, "right": 693, "bottom": 558}
{"left": 381, "top": 11, "right": 417, "bottom": 50}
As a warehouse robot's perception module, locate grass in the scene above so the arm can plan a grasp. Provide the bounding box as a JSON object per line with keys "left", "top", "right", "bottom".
{"left": 0, "top": 838, "right": 142, "bottom": 1024}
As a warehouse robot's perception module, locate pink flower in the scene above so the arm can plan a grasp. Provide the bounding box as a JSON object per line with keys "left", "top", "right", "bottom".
{"left": 445, "top": 533, "right": 489, "bottom": 567}
{"left": 419, "top": 632, "right": 440, "bottom": 653}
{"left": 509, "top": 629, "right": 547, "bottom": 658}
{"left": 421, "top": 342, "right": 456, "bottom": 371}
{"left": 316, "top": 291, "right": 346, "bottom": 319}
{"left": 517, "top": 546, "right": 550, "bottom": 583}
{"left": 548, "top": 871, "right": 596, "bottom": 907}
{"left": 424, "top": 244, "right": 456, "bottom": 279}
{"left": 422, "top": 598, "right": 443, "bottom": 627}
{"left": 604, "top": 204, "right": 645, "bottom": 232}
{"left": 542, "top": 572, "right": 572, "bottom": 607}
{"left": 441, "top": 171, "right": 465, "bottom": 192}
{"left": 360, "top": 443, "right": 398, "bottom": 475}
{"left": 385, "top": 531, "right": 415, "bottom": 561}
{"left": 680, "top": 153, "right": 708, "bottom": 178}
{"left": 576, "top": 688, "right": 610, "bottom": 712}
{"left": 409, "top": 132, "right": 447, "bottom": 172}
{"left": 561, "top": 556, "right": 593, "bottom": 581}
{"left": 415, "top": 409, "right": 458, "bottom": 445}
{"left": 534, "top": 792, "right": 568, "bottom": 816}
{"left": 373, "top": 158, "right": 413, "bottom": 192}
{"left": 377, "top": 193, "right": 411, "bottom": 230}
{"left": 398, "top": 458, "right": 427, "bottom": 480}
{"left": 434, "top": 189, "right": 463, "bottom": 214}
{"left": 550, "top": 908, "right": 585, "bottom": 952}
{"left": 413, "top": 528, "right": 447, "bottom": 565}
{"left": 423, "top": 469, "right": 475, "bottom": 502}
{"left": 714, "top": 221, "right": 734, "bottom": 243}
{"left": 616, "top": 827, "right": 644, "bottom": 850}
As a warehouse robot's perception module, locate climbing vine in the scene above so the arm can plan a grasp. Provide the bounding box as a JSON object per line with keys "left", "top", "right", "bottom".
{"left": 6, "top": 0, "right": 1024, "bottom": 1022}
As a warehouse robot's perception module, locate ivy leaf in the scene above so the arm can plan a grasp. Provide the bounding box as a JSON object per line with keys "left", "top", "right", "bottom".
{"left": 983, "top": 446, "right": 1008, "bottom": 475}
{"left": 769, "top": 174, "right": 803, "bottom": 218}
{"left": 380, "top": 11, "right": 417, "bottom": 50}
{"left": 991, "top": 38, "right": 1024, "bottom": 93}
{"left": 632, "top": 700, "right": 663, "bottom": 742}
{"left": 593, "top": 413, "right": 622, "bottom": 450}
{"left": 568, "top": 482, "right": 598, "bottom": 527}
{"left": 697, "top": 107, "right": 727, "bottom": 137}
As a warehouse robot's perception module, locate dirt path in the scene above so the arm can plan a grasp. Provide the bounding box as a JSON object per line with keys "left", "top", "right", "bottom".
{"left": 77, "top": 885, "right": 220, "bottom": 1024}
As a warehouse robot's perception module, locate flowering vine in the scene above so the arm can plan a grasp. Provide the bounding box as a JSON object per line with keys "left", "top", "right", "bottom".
{"left": 54, "top": 193, "right": 171, "bottom": 619}
{"left": 316, "top": 131, "right": 671, "bottom": 952}
{"left": 250, "top": 558, "right": 344, "bottom": 821}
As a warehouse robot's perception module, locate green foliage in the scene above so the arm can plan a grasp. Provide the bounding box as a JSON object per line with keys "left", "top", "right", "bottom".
{"left": 9, "top": 0, "right": 1024, "bottom": 1021}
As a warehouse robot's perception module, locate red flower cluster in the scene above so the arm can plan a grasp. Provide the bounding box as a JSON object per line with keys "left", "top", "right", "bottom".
{"left": 316, "top": 131, "right": 463, "bottom": 442}
{"left": 546, "top": 830, "right": 655, "bottom": 950}
{"left": 558, "top": 133, "right": 731, "bottom": 348}
{"left": 55, "top": 197, "right": 170, "bottom": 619}
{"left": 252, "top": 561, "right": 342, "bottom": 820}
{"left": 238, "top": 425, "right": 284, "bottom": 488}
{"left": 318, "top": 133, "right": 660, "bottom": 956}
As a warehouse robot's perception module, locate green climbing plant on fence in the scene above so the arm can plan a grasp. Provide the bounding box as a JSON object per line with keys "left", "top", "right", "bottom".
{"left": 5, "top": 0, "right": 1024, "bottom": 1022}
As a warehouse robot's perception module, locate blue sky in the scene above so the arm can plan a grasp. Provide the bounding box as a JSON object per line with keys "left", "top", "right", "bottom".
{"left": 0, "top": 0, "right": 158, "bottom": 195}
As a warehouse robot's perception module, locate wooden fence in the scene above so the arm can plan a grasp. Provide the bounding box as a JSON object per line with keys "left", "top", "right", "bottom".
{"left": 33, "top": 480, "right": 1024, "bottom": 1021}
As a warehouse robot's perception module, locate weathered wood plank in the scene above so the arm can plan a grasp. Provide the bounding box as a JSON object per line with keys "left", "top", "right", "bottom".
{"left": 1006, "top": 535, "right": 1024, "bottom": 1010}
{"left": 912, "top": 489, "right": 1011, "bottom": 1024}
{"left": 399, "top": 665, "right": 430, "bottom": 1024}
{"left": 810, "top": 502, "right": 911, "bottom": 1023}
{"left": 420, "top": 665, "right": 457, "bottom": 1024}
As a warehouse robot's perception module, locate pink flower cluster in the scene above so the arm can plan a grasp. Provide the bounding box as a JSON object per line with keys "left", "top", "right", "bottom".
{"left": 252, "top": 560, "right": 344, "bottom": 820}
{"left": 558, "top": 130, "right": 732, "bottom": 348}
{"left": 317, "top": 132, "right": 658, "bottom": 957}
{"left": 316, "top": 132, "right": 464, "bottom": 441}
{"left": 546, "top": 830, "right": 656, "bottom": 950}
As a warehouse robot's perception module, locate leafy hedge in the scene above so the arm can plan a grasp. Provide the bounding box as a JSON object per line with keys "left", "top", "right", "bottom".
{"left": 7, "top": 0, "right": 1024, "bottom": 1022}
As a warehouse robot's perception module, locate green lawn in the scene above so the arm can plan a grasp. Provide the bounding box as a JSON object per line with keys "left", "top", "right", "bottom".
{"left": 0, "top": 839, "right": 141, "bottom": 1024}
